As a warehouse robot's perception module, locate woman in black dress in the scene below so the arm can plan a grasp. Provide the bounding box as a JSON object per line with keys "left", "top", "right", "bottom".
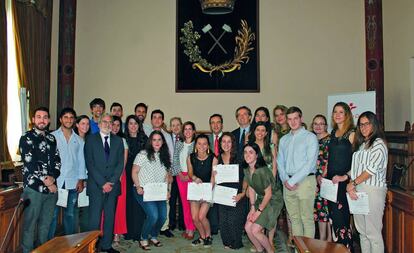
{"left": 327, "top": 102, "right": 355, "bottom": 250}
{"left": 123, "top": 115, "right": 148, "bottom": 241}
{"left": 212, "top": 132, "right": 247, "bottom": 249}
{"left": 187, "top": 134, "right": 214, "bottom": 248}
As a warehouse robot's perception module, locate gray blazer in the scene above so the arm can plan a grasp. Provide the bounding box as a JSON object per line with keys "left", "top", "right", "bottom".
{"left": 84, "top": 133, "right": 124, "bottom": 196}
{"left": 171, "top": 140, "right": 194, "bottom": 176}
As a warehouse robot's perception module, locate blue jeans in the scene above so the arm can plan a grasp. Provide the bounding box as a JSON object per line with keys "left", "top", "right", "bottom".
{"left": 48, "top": 189, "right": 79, "bottom": 239}
{"left": 133, "top": 188, "right": 167, "bottom": 240}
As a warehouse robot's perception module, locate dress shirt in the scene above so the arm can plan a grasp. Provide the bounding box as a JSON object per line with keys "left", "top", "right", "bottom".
{"left": 239, "top": 126, "right": 250, "bottom": 143}
{"left": 52, "top": 128, "right": 87, "bottom": 189}
{"left": 277, "top": 127, "right": 318, "bottom": 186}
{"left": 143, "top": 123, "right": 153, "bottom": 137}
{"left": 19, "top": 129, "right": 61, "bottom": 193}
{"left": 99, "top": 132, "right": 111, "bottom": 147}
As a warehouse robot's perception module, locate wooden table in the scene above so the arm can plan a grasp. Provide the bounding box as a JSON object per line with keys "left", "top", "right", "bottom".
{"left": 32, "top": 231, "right": 101, "bottom": 253}
{"left": 293, "top": 236, "right": 349, "bottom": 253}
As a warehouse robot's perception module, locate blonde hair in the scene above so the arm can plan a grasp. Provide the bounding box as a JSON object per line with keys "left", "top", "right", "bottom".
{"left": 331, "top": 102, "right": 355, "bottom": 135}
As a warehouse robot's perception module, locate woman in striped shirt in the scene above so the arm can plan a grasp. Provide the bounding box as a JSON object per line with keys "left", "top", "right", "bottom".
{"left": 346, "top": 111, "right": 388, "bottom": 253}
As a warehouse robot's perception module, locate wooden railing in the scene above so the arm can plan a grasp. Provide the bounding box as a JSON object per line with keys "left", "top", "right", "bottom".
{"left": 385, "top": 122, "right": 414, "bottom": 190}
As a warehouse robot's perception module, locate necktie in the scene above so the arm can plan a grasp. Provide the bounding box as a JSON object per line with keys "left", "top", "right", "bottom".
{"left": 104, "top": 136, "right": 110, "bottom": 161}
{"left": 240, "top": 129, "right": 245, "bottom": 149}
{"left": 214, "top": 135, "right": 219, "bottom": 156}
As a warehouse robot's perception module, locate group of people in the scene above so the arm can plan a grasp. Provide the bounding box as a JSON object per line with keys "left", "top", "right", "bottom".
{"left": 19, "top": 98, "right": 388, "bottom": 253}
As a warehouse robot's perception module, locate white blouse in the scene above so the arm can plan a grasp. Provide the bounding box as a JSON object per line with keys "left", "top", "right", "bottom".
{"left": 351, "top": 138, "right": 388, "bottom": 188}
{"left": 133, "top": 150, "right": 167, "bottom": 187}
{"left": 179, "top": 142, "right": 191, "bottom": 173}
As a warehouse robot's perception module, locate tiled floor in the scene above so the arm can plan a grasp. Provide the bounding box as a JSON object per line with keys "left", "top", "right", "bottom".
{"left": 111, "top": 230, "right": 293, "bottom": 253}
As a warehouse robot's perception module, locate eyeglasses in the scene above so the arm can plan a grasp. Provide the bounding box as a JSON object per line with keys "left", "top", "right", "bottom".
{"left": 359, "top": 122, "right": 371, "bottom": 128}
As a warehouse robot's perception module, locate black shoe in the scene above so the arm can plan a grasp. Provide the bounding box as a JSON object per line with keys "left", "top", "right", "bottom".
{"left": 160, "top": 229, "right": 174, "bottom": 237}
{"left": 101, "top": 247, "right": 120, "bottom": 253}
{"left": 203, "top": 236, "right": 212, "bottom": 248}
{"left": 191, "top": 237, "right": 204, "bottom": 246}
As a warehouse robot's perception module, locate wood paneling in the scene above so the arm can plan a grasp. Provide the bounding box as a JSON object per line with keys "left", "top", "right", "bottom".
{"left": 0, "top": 187, "right": 23, "bottom": 253}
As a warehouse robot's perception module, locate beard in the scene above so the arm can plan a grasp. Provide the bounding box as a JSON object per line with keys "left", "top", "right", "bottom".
{"left": 35, "top": 123, "right": 49, "bottom": 131}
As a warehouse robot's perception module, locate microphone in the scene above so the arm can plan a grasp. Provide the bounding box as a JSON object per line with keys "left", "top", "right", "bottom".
{"left": 0, "top": 197, "right": 30, "bottom": 252}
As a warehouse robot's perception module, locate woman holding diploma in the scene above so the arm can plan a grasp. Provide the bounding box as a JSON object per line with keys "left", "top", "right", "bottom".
{"left": 327, "top": 102, "right": 355, "bottom": 250}
{"left": 346, "top": 111, "right": 388, "bottom": 253}
{"left": 187, "top": 134, "right": 214, "bottom": 248}
{"left": 131, "top": 130, "right": 171, "bottom": 251}
{"left": 244, "top": 143, "right": 279, "bottom": 253}
{"left": 212, "top": 132, "right": 247, "bottom": 249}
{"left": 171, "top": 121, "right": 196, "bottom": 240}
{"left": 311, "top": 114, "right": 332, "bottom": 241}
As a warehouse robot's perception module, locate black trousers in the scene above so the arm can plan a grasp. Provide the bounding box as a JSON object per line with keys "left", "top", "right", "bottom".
{"left": 208, "top": 203, "right": 219, "bottom": 234}
{"left": 169, "top": 176, "right": 184, "bottom": 230}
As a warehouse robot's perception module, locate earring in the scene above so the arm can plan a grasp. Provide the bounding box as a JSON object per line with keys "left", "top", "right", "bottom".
{"left": 195, "top": 149, "right": 198, "bottom": 153}
{"left": 207, "top": 149, "right": 210, "bottom": 154}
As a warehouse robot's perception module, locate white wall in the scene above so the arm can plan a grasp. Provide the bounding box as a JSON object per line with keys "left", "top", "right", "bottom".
{"left": 60, "top": 0, "right": 366, "bottom": 130}
{"left": 383, "top": 0, "right": 414, "bottom": 130}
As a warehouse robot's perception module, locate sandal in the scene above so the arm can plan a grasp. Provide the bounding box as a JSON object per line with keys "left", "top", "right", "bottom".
{"left": 150, "top": 239, "right": 163, "bottom": 247}
{"left": 139, "top": 240, "right": 151, "bottom": 251}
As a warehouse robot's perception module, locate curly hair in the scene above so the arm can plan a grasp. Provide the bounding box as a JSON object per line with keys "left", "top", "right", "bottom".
{"left": 145, "top": 130, "right": 171, "bottom": 170}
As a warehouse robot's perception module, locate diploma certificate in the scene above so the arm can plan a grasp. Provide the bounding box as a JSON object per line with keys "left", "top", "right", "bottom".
{"left": 320, "top": 178, "right": 338, "bottom": 203}
{"left": 77, "top": 188, "right": 89, "bottom": 207}
{"left": 57, "top": 188, "right": 68, "bottom": 208}
{"left": 144, "top": 182, "right": 168, "bottom": 202}
{"left": 346, "top": 192, "right": 370, "bottom": 215}
{"left": 213, "top": 185, "right": 238, "bottom": 207}
{"left": 187, "top": 183, "right": 212, "bottom": 202}
{"left": 214, "top": 164, "right": 239, "bottom": 184}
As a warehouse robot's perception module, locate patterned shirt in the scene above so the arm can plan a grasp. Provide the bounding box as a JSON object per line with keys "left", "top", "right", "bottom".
{"left": 19, "top": 129, "right": 61, "bottom": 193}
{"left": 351, "top": 138, "right": 388, "bottom": 187}
{"left": 133, "top": 150, "right": 167, "bottom": 187}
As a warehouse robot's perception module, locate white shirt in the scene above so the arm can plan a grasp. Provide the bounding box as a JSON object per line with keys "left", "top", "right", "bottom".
{"left": 134, "top": 150, "right": 167, "bottom": 187}
{"left": 351, "top": 138, "right": 388, "bottom": 188}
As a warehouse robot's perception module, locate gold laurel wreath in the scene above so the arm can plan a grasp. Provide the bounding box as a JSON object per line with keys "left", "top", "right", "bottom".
{"left": 180, "top": 20, "right": 255, "bottom": 76}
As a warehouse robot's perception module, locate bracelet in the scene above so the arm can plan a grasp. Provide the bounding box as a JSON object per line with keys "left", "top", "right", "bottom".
{"left": 257, "top": 208, "right": 263, "bottom": 212}
{"left": 351, "top": 180, "right": 358, "bottom": 186}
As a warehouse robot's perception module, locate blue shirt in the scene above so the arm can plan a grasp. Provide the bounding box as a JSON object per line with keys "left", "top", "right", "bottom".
{"left": 277, "top": 127, "right": 318, "bottom": 186}
{"left": 90, "top": 118, "right": 100, "bottom": 134}
{"left": 52, "top": 128, "right": 87, "bottom": 189}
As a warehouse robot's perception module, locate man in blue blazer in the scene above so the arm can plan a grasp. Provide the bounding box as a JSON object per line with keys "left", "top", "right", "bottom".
{"left": 84, "top": 113, "right": 124, "bottom": 253}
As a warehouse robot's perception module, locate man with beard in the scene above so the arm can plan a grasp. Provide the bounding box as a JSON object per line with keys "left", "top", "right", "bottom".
{"left": 84, "top": 113, "right": 124, "bottom": 253}
{"left": 19, "top": 107, "right": 61, "bottom": 253}
{"left": 48, "top": 108, "right": 87, "bottom": 239}
{"left": 134, "top": 102, "right": 152, "bottom": 136}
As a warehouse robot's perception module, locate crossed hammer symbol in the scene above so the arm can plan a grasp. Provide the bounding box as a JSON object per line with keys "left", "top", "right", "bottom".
{"left": 202, "top": 24, "right": 232, "bottom": 55}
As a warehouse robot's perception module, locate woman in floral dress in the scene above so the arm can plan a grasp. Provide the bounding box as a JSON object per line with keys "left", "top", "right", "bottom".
{"left": 312, "top": 114, "right": 332, "bottom": 241}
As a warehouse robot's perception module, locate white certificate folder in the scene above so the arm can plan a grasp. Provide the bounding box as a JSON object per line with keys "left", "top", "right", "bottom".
{"left": 143, "top": 183, "right": 168, "bottom": 202}
{"left": 187, "top": 183, "right": 212, "bottom": 202}
{"left": 346, "top": 192, "right": 370, "bottom": 215}
{"left": 213, "top": 185, "right": 237, "bottom": 207}
{"left": 214, "top": 164, "right": 239, "bottom": 184}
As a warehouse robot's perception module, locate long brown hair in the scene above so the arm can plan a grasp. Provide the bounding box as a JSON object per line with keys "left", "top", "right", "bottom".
{"left": 354, "top": 111, "right": 386, "bottom": 150}
{"left": 331, "top": 102, "right": 354, "bottom": 136}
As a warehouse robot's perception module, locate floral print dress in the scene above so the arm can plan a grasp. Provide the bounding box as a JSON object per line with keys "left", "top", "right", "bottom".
{"left": 314, "top": 135, "right": 330, "bottom": 222}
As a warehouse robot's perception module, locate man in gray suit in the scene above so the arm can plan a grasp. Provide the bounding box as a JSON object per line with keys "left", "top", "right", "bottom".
{"left": 84, "top": 113, "right": 124, "bottom": 253}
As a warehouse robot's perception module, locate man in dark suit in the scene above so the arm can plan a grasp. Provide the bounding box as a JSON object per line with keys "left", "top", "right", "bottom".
{"left": 231, "top": 106, "right": 252, "bottom": 163}
{"left": 84, "top": 113, "right": 124, "bottom": 253}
